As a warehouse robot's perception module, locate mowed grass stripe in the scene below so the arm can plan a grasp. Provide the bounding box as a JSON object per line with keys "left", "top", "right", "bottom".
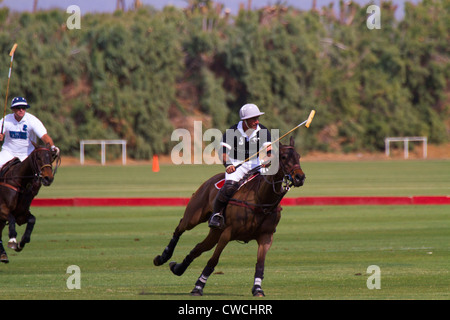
{"left": 0, "top": 205, "right": 448, "bottom": 299}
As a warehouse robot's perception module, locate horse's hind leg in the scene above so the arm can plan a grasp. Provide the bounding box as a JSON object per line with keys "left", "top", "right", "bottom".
{"left": 16, "top": 213, "right": 36, "bottom": 252}
{"left": 153, "top": 222, "right": 184, "bottom": 266}
{"left": 169, "top": 228, "right": 221, "bottom": 277}
{"left": 154, "top": 197, "right": 212, "bottom": 267}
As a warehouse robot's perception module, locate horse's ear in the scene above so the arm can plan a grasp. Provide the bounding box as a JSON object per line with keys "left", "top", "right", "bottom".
{"left": 290, "top": 136, "right": 295, "bottom": 147}
{"left": 31, "top": 140, "right": 38, "bottom": 149}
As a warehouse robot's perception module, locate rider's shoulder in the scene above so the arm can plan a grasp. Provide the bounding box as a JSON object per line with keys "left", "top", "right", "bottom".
{"left": 22, "top": 112, "right": 41, "bottom": 122}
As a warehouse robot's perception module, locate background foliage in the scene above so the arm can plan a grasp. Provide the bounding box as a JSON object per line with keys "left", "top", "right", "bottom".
{"left": 0, "top": 0, "right": 448, "bottom": 159}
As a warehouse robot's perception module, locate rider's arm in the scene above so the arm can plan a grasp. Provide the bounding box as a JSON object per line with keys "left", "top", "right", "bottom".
{"left": 260, "top": 144, "right": 273, "bottom": 168}
{"left": 40, "top": 134, "right": 54, "bottom": 147}
{"left": 222, "top": 152, "right": 236, "bottom": 174}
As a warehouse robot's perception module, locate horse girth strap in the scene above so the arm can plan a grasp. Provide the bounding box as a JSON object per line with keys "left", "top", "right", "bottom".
{"left": 228, "top": 199, "right": 282, "bottom": 215}
{"left": 0, "top": 182, "right": 19, "bottom": 192}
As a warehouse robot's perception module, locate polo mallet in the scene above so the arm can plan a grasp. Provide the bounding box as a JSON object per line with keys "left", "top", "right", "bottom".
{"left": 1, "top": 43, "right": 18, "bottom": 136}
{"left": 234, "top": 110, "right": 316, "bottom": 169}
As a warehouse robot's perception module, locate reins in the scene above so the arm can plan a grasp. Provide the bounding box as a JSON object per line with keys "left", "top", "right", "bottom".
{"left": 228, "top": 146, "right": 299, "bottom": 214}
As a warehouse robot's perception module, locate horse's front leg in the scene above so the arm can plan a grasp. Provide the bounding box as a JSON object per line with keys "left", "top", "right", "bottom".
{"left": 16, "top": 213, "right": 36, "bottom": 252}
{"left": 7, "top": 214, "right": 18, "bottom": 250}
{"left": 252, "top": 233, "right": 273, "bottom": 297}
{"left": 190, "top": 228, "right": 231, "bottom": 296}
{"left": 0, "top": 221, "right": 8, "bottom": 263}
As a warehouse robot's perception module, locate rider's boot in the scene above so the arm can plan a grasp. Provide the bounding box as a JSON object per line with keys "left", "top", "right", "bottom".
{"left": 209, "top": 181, "right": 239, "bottom": 229}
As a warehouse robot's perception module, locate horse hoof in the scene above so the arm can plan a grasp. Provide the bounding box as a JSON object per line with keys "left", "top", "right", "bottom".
{"left": 153, "top": 255, "right": 163, "bottom": 266}
{"left": 7, "top": 239, "right": 17, "bottom": 250}
{"left": 0, "top": 253, "right": 9, "bottom": 263}
{"left": 169, "top": 261, "right": 186, "bottom": 276}
{"left": 169, "top": 261, "right": 178, "bottom": 275}
{"left": 14, "top": 243, "right": 23, "bottom": 253}
{"left": 191, "top": 286, "right": 203, "bottom": 296}
{"left": 252, "top": 286, "right": 265, "bottom": 297}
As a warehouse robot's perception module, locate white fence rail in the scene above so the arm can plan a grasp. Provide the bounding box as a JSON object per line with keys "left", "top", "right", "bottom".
{"left": 80, "top": 140, "right": 127, "bottom": 165}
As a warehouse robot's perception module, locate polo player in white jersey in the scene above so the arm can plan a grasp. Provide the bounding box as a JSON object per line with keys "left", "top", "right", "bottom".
{"left": 0, "top": 97, "right": 59, "bottom": 170}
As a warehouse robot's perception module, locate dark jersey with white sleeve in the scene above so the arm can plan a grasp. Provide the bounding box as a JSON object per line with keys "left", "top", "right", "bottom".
{"left": 220, "top": 121, "right": 271, "bottom": 165}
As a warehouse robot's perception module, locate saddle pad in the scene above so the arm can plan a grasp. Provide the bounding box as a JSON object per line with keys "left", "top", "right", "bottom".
{"left": 0, "top": 157, "right": 21, "bottom": 178}
{"left": 214, "top": 173, "right": 259, "bottom": 190}
{"left": 214, "top": 179, "right": 226, "bottom": 190}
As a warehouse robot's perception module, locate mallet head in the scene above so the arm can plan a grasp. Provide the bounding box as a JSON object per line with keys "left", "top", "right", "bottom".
{"left": 305, "top": 110, "right": 316, "bottom": 128}
{"left": 9, "top": 43, "right": 18, "bottom": 57}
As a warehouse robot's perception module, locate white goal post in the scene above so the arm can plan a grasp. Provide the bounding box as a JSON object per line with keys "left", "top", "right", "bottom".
{"left": 80, "top": 140, "right": 127, "bottom": 165}
{"left": 384, "top": 137, "right": 427, "bottom": 159}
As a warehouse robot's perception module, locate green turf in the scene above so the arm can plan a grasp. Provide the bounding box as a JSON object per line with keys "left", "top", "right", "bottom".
{"left": 1, "top": 160, "right": 448, "bottom": 300}
{"left": 37, "top": 159, "right": 449, "bottom": 198}
{"left": 1, "top": 205, "right": 448, "bottom": 300}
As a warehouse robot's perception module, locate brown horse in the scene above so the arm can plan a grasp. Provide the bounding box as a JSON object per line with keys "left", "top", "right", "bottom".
{"left": 0, "top": 144, "right": 59, "bottom": 263}
{"left": 154, "top": 136, "right": 306, "bottom": 296}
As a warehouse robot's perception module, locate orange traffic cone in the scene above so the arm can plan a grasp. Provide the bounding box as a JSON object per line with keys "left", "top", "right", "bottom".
{"left": 152, "top": 154, "right": 160, "bottom": 172}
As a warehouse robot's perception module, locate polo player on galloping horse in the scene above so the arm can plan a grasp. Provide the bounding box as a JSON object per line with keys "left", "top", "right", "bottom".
{"left": 0, "top": 97, "right": 59, "bottom": 252}
{"left": 209, "top": 103, "right": 272, "bottom": 229}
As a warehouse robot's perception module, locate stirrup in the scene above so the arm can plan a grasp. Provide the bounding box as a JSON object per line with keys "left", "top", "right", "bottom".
{"left": 208, "top": 213, "right": 224, "bottom": 229}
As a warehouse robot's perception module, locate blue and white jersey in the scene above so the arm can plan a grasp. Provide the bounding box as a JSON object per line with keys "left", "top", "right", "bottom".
{"left": 0, "top": 112, "right": 47, "bottom": 160}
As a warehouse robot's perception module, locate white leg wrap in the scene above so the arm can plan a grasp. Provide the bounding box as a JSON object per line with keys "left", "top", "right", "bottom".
{"left": 199, "top": 274, "right": 209, "bottom": 284}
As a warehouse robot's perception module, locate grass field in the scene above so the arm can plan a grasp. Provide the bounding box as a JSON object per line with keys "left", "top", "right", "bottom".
{"left": 1, "top": 160, "right": 449, "bottom": 300}
{"left": 37, "top": 159, "right": 450, "bottom": 198}
{"left": 0, "top": 205, "right": 448, "bottom": 300}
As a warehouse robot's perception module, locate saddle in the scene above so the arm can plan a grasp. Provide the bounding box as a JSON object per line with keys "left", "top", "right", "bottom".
{"left": 214, "top": 167, "right": 261, "bottom": 190}
{"left": 0, "top": 158, "right": 21, "bottom": 179}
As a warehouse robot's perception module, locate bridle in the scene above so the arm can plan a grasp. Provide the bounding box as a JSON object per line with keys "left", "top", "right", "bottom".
{"left": 269, "top": 145, "right": 303, "bottom": 194}
{"left": 231, "top": 145, "right": 304, "bottom": 214}
{"left": 0, "top": 147, "right": 60, "bottom": 185}
{"left": 30, "top": 147, "right": 57, "bottom": 181}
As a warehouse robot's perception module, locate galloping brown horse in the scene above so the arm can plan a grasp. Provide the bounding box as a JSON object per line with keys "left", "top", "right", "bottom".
{"left": 154, "top": 136, "right": 306, "bottom": 296}
{"left": 0, "top": 144, "right": 59, "bottom": 263}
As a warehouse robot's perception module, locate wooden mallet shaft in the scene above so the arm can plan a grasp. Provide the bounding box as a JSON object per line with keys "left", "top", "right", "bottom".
{"left": 234, "top": 110, "right": 316, "bottom": 168}
{"left": 1, "top": 43, "right": 18, "bottom": 136}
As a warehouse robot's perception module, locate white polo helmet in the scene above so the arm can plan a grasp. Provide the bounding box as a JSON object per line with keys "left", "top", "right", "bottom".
{"left": 239, "top": 104, "right": 264, "bottom": 120}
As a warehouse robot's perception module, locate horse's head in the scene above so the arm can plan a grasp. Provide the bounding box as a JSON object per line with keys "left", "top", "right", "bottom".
{"left": 30, "top": 142, "right": 57, "bottom": 186}
{"left": 278, "top": 136, "right": 306, "bottom": 187}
